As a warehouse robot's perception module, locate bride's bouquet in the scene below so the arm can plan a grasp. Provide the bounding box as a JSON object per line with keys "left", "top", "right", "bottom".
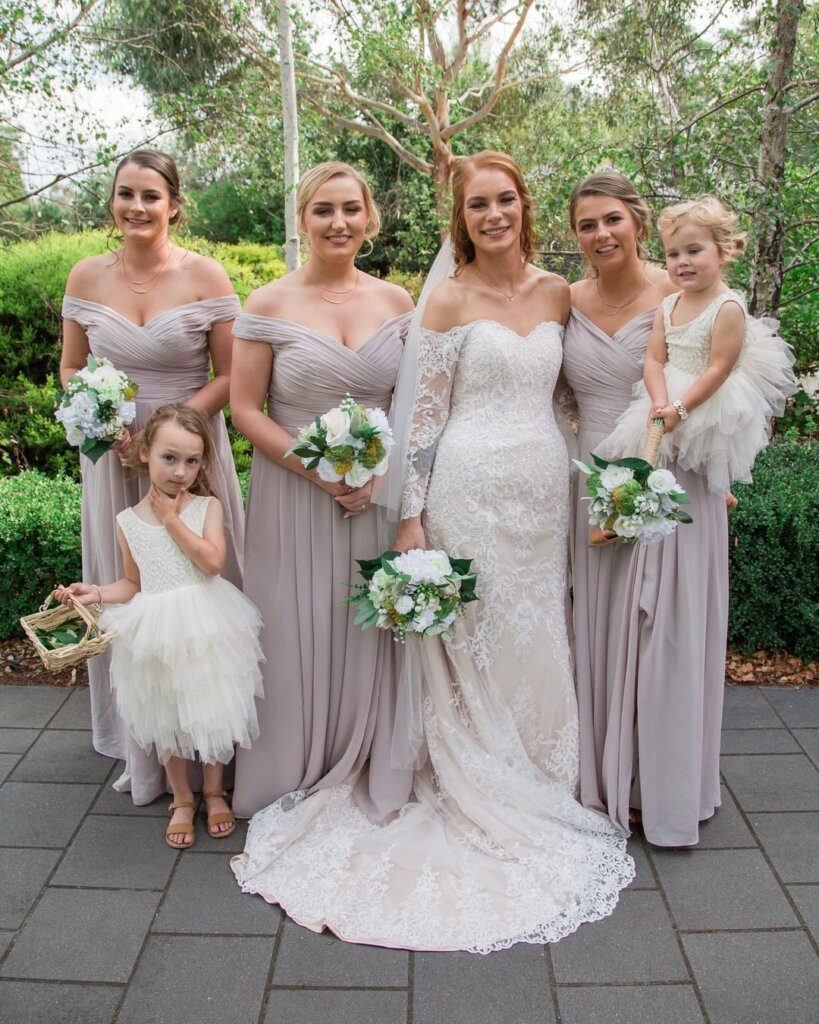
{"left": 55, "top": 355, "right": 138, "bottom": 464}
{"left": 348, "top": 548, "right": 478, "bottom": 642}
{"left": 573, "top": 453, "right": 692, "bottom": 545}
{"left": 286, "top": 393, "right": 394, "bottom": 487}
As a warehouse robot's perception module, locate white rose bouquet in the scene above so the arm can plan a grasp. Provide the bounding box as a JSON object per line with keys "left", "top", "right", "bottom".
{"left": 347, "top": 548, "right": 478, "bottom": 642}
{"left": 55, "top": 355, "right": 138, "bottom": 464}
{"left": 573, "top": 453, "right": 692, "bottom": 545}
{"left": 285, "top": 393, "right": 394, "bottom": 487}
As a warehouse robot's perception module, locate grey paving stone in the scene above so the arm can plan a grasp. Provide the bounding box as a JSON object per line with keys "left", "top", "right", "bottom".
{"left": 750, "top": 812, "right": 819, "bottom": 882}
{"left": 0, "top": 686, "right": 69, "bottom": 728}
{"left": 557, "top": 984, "right": 705, "bottom": 1024}
{"left": 651, "top": 848, "right": 798, "bottom": 930}
{"left": 793, "top": 728, "right": 819, "bottom": 768}
{"left": 0, "top": 782, "right": 98, "bottom": 848}
{"left": 52, "top": 815, "right": 176, "bottom": 890}
{"left": 720, "top": 754, "right": 819, "bottom": 812}
{"left": 265, "top": 989, "right": 407, "bottom": 1024}
{"left": 9, "top": 730, "right": 109, "bottom": 784}
{"left": 47, "top": 687, "right": 91, "bottom": 730}
{"left": 0, "top": 929, "right": 13, "bottom": 958}
{"left": 91, "top": 779, "right": 169, "bottom": 816}
{"left": 788, "top": 884, "right": 819, "bottom": 942}
{"left": 695, "top": 785, "right": 755, "bottom": 848}
{"left": 550, "top": 891, "right": 688, "bottom": 984}
{"left": 0, "top": 847, "right": 60, "bottom": 929}
{"left": 761, "top": 686, "right": 819, "bottom": 728}
{"left": 0, "top": 753, "right": 20, "bottom": 783}
{"left": 117, "top": 934, "right": 271, "bottom": 1024}
{"left": 154, "top": 853, "right": 280, "bottom": 934}
{"left": 683, "top": 930, "right": 819, "bottom": 1024}
{"left": 0, "top": 888, "right": 159, "bottom": 983}
{"left": 0, "top": 979, "right": 122, "bottom": 1023}
{"left": 273, "top": 918, "right": 408, "bottom": 987}
{"left": 414, "top": 945, "right": 552, "bottom": 1024}
{"left": 0, "top": 728, "right": 38, "bottom": 754}
{"left": 626, "top": 838, "right": 655, "bottom": 888}
{"left": 721, "top": 687, "right": 783, "bottom": 729}
{"left": 720, "top": 728, "right": 800, "bottom": 754}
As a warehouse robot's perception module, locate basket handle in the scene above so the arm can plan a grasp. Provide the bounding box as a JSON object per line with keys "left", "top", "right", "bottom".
{"left": 641, "top": 419, "right": 666, "bottom": 468}
{"left": 41, "top": 589, "right": 104, "bottom": 642}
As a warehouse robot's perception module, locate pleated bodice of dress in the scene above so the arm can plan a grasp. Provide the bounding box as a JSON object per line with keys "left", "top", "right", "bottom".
{"left": 61, "top": 296, "right": 240, "bottom": 416}
{"left": 233, "top": 313, "right": 407, "bottom": 432}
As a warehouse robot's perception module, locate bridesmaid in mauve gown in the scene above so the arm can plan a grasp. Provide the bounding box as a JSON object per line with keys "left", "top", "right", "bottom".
{"left": 230, "top": 162, "right": 414, "bottom": 819}
{"left": 61, "top": 151, "right": 244, "bottom": 823}
{"left": 564, "top": 172, "right": 730, "bottom": 847}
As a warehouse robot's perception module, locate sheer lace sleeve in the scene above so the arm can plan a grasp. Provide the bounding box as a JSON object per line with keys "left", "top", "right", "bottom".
{"left": 401, "top": 326, "right": 467, "bottom": 519}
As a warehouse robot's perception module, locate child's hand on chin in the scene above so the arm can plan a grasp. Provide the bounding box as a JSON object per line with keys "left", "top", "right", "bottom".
{"left": 150, "top": 484, "right": 185, "bottom": 525}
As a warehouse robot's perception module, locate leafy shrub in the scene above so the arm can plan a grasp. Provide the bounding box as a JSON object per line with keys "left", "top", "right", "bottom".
{"left": 0, "top": 374, "right": 78, "bottom": 478}
{"left": 0, "top": 471, "right": 82, "bottom": 638}
{"left": 728, "top": 439, "right": 818, "bottom": 661}
{"left": 0, "top": 230, "right": 287, "bottom": 382}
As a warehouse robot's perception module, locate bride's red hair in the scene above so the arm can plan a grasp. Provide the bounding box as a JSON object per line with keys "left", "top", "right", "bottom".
{"left": 450, "top": 151, "right": 537, "bottom": 273}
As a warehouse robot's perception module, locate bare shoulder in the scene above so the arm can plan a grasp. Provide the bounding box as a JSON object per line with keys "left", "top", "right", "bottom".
{"left": 64, "top": 252, "right": 118, "bottom": 296}
{"left": 647, "top": 264, "right": 676, "bottom": 296}
{"left": 714, "top": 296, "right": 747, "bottom": 327}
{"left": 179, "top": 250, "right": 234, "bottom": 298}
{"left": 532, "top": 267, "right": 569, "bottom": 299}
{"left": 360, "top": 273, "right": 415, "bottom": 315}
{"left": 569, "top": 276, "right": 594, "bottom": 303}
{"left": 420, "top": 275, "right": 466, "bottom": 332}
{"left": 242, "top": 273, "right": 298, "bottom": 316}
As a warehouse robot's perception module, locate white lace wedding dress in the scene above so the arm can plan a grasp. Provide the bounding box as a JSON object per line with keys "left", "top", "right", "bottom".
{"left": 232, "top": 319, "right": 634, "bottom": 952}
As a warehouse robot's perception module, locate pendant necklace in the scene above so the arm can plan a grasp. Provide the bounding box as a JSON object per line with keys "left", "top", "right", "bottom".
{"left": 473, "top": 264, "right": 524, "bottom": 302}
{"left": 595, "top": 270, "right": 647, "bottom": 316}
{"left": 305, "top": 269, "right": 360, "bottom": 305}
{"left": 121, "top": 244, "right": 174, "bottom": 295}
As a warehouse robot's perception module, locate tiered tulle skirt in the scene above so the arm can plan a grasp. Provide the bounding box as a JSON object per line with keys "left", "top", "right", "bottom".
{"left": 600, "top": 317, "right": 796, "bottom": 493}
{"left": 102, "top": 578, "right": 264, "bottom": 764}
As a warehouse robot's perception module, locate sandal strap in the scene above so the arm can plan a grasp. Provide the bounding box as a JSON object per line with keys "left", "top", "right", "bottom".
{"left": 206, "top": 811, "right": 236, "bottom": 827}
{"left": 168, "top": 801, "right": 195, "bottom": 812}
{"left": 202, "top": 790, "right": 229, "bottom": 800}
{"left": 165, "top": 821, "right": 195, "bottom": 835}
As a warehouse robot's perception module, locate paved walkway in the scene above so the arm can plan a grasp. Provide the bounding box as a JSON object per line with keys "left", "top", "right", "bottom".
{"left": 0, "top": 683, "right": 817, "bottom": 1024}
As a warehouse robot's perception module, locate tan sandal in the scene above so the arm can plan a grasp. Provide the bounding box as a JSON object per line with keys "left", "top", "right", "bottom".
{"left": 202, "top": 789, "right": 236, "bottom": 839}
{"left": 166, "top": 800, "right": 196, "bottom": 849}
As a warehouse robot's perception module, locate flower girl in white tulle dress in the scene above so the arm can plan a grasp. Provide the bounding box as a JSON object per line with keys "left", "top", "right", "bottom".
{"left": 57, "top": 405, "right": 263, "bottom": 849}
{"left": 602, "top": 196, "right": 796, "bottom": 490}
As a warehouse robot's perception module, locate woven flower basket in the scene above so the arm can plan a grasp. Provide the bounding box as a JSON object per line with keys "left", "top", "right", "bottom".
{"left": 20, "top": 591, "right": 114, "bottom": 671}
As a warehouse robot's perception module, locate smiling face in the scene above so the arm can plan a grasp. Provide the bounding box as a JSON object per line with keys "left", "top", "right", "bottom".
{"left": 141, "top": 420, "right": 205, "bottom": 497}
{"left": 111, "top": 162, "right": 179, "bottom": 244}
{"left": 301, "top": 174, "right": 370, "bottom": 260}
{"left": 461, "top": 166, "right": 524, "bottom": 257}
{"left": 573, "top": 195, "right": 643, "bottom": 272}
{"left": 662, "top": 222, "right": 726, "bottom": 293}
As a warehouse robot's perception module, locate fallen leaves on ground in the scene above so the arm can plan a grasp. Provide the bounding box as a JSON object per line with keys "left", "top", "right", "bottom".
{"left": 0, "top": 635, "right": 815, "bottom": 688}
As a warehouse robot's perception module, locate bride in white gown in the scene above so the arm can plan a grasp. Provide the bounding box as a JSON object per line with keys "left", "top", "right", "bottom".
{"left": 232, "top": 151, "right": 634, "bottom": 952}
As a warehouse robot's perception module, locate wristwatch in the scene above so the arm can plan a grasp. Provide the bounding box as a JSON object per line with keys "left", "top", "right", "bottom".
{"left": 672, "top": 399, "right": 689, "bottom": 421}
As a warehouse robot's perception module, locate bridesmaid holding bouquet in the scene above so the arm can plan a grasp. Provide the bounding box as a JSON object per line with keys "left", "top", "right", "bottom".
{"left": 61, "top": 150, "right": 244, "bottom": 815}
{"left": 230, "top": 162, "right": 414, "bottom": 820}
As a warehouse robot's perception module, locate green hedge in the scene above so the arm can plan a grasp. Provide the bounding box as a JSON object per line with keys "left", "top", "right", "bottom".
{"left": 2, "top": 442, "right": 816, "bottom": 660}
{"left": 0, "top": 231, "right": 286, "bottom": 477}
{"left": 0, "top": 471, "right": 82, "bottom": 639}
{"left": 728, "top": 438, "right": 818, "bottom": 662}
{"left": 0, "top": 230, "right": 286, "bottom": 382}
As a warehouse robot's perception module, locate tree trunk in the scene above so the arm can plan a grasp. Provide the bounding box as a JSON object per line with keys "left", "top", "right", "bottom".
{"left": 749, "top": 0, "right": 805, "bottom": 316}
{"left": 277, "top": 0, "right": 300, "bottom": 272}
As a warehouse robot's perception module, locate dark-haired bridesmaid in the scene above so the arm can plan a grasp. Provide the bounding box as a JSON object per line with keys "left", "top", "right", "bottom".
{"left": 61, "top": 150, "right": 244, "bottom": 832}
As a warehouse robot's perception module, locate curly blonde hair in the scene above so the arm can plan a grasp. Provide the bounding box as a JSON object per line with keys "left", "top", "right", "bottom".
{"left": 296, "top": 161, "right": 381, "bottom": 243}
{"left": 657, "top": 196, "right": 747, "bottom": 261}
{"left": 450, "top": 151, "right": 537, "bottom": 273}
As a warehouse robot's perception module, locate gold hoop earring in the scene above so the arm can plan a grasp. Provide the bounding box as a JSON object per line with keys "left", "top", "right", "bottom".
{"left": 357, "top": 238, "right": 374, "bottom": 259}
